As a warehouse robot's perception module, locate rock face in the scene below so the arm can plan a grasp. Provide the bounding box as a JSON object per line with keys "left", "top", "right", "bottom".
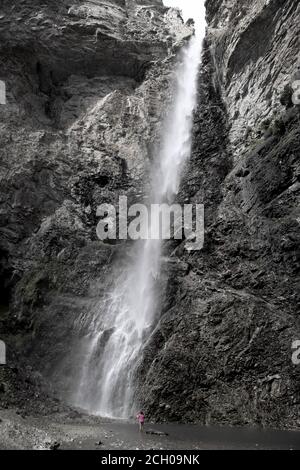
{"left": 137, "top": 0, "right": 300, "bottom": 428}
{"left": 206, "top": 0, "right": 300, "bottom": 159}
{"left": 0, "top": 0, "right": 192, "bottom": 401}
{"left": 0, "top": 0, "right": 299, "bottom": 430}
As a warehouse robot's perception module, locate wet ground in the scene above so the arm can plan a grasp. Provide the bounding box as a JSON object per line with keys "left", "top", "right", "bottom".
{"left": 0, "top": 409, "right": 299, "bottom": 450}
{"left": 62, "top": 420, "right": 300, "bottom": 450}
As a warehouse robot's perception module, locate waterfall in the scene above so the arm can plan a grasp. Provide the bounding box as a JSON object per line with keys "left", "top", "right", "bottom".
{"left": 72, "top": 7, "right": 206, "bottom": 418}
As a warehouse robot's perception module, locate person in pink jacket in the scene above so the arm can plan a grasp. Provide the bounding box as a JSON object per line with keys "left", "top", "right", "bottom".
{"left": 136, "top": 411, "right": 145, "bottom": 432}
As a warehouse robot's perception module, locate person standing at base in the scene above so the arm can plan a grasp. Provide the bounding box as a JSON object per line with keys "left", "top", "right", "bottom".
{"left": 136, "top": 411, "right": 145, "bottom": 432}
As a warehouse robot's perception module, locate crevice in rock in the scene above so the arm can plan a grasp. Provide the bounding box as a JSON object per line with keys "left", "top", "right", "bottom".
{"left": 0, "top": 249, "right": 15, "bottom": 311}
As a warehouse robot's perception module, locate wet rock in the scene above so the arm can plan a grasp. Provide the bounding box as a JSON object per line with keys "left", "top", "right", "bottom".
{"left": 0, "top": 0, "right": 192, "bottom": 403}
{"left": 136, "top": 1, "right": 300, "bottom": 429}
{"left": 146, "top": 429, "right": 169, "bottom": 436}
{"left": 49, "top": 441, "right": 60, "bottom": 451}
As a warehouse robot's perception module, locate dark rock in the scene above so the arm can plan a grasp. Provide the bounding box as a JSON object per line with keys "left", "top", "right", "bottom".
{"left": 146, "top": 429, "right": 169, "bottom": 436}
{"left": 135, "top": 1, "right": 300, "bottom": 428}
{"left": 0, "top": 0, "right": 192, "bottom": 407}
{"left": 49, "top": 441, "right": 60, "bottom": 451}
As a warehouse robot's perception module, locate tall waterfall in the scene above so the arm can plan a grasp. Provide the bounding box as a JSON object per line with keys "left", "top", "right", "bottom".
{"left": 72, "top": 8, "right": 206, "bottom": 418}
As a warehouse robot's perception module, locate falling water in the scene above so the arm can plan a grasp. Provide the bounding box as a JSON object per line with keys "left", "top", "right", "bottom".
{"left": 72, "top": 9, "right": 206, "bottom": 418}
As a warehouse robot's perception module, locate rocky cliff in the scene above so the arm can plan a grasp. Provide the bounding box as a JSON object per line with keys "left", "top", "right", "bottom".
{"left": 0, "top": 0, "right": 192, "bottom": 408}
{"left": 0, "top": 0, "right": 299, "bottom": 429}
{"left": 137, "top": 0, "right": 300, "bottom": 428}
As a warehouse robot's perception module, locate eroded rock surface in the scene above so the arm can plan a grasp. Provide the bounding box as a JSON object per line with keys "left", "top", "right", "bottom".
{"left": 0, "top": 0, "right": 192, "bottom": 405}
{"left": 0, "top": 0, "right": 299, "bottom": 430}
{"left": 136, "top": 0, "right": 300, "bottom": 428}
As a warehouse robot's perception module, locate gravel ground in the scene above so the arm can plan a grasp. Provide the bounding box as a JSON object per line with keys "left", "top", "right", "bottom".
{"left": 0, "top": 408, "right": 299, "bottom": 450}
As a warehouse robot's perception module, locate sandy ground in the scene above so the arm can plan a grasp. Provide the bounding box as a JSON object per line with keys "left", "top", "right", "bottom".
{"left": 0, "top": 408, "right": 300, "bottom": 450}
